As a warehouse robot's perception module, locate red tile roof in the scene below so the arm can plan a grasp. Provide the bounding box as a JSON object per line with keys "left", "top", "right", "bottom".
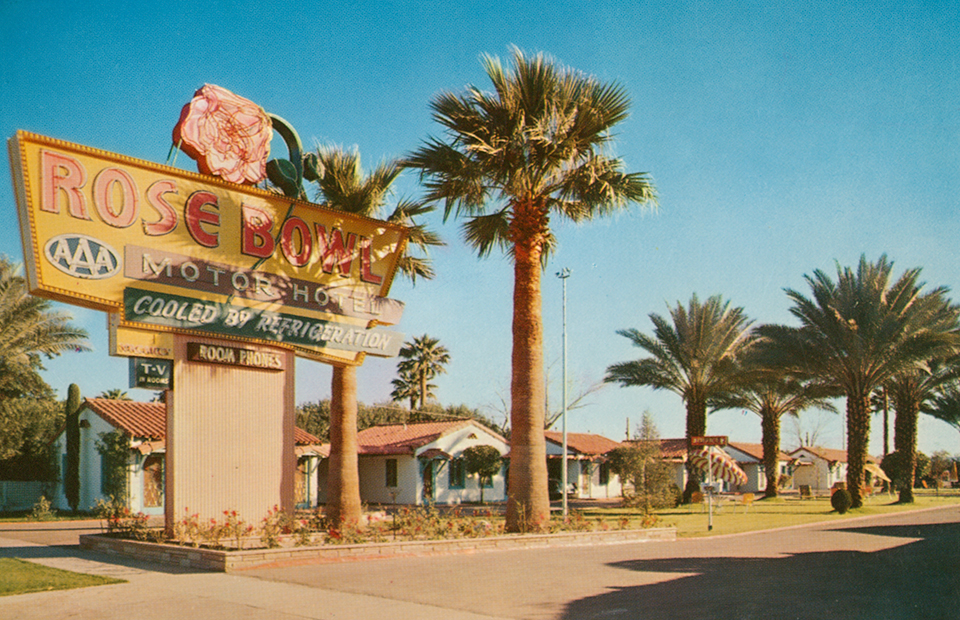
{"left": 82, "top": 398, "right": 321, "bottom": 445}
{"left": 727, "top": 442, "right": 791, "bottom": 462}
{"left": 544, "top": 432, "right": 621, "bottom": 456}
{"left": 356, "top": 420, "right": 501, "bottom": 455}
{"left": 85, "top": 398, "right": 165, "bottom": 440}
{"left": 790, "top": 446, "right": 849, "bottom": 464}
{"left": 623, "top": 438, "right": 689, "bottom": 460}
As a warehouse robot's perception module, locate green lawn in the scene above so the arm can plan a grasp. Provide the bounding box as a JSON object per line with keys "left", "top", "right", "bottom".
{"left": 0, "top": 558, "right": 124, "bottom": 597}
{"left": 580, "top": 489, "right": 960, "bottom": 538}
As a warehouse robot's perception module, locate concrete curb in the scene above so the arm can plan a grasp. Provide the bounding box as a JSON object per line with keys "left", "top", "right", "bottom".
{"left": 80, "top": 526, "right": 676, "bottom": 572}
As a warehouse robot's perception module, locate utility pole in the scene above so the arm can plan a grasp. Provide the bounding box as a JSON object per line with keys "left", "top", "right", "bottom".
{"left": 557, "top": 268, "right": 571, "bottom": 520}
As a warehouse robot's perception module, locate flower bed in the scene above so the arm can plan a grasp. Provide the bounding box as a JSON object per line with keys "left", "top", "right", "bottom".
{"left": 83, "top": 502, "right": 674, "bottom": 571}
{"left": 80, "top": 525, "right": 677, "bottom": 572}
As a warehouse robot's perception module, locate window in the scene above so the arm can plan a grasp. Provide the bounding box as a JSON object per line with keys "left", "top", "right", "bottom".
{"left": 385, "top": 459, "right": 398, "bottom": 488}
{"left": 449, "top": 457, "right": 466, "bottom": 489}
{"left": 599, "top": 463, "right": 610, "bottom": 486}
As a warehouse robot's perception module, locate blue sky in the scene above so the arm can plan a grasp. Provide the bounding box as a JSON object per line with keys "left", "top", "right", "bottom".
{"left": 2, "top": 1, "right": 958, "bottom": 455}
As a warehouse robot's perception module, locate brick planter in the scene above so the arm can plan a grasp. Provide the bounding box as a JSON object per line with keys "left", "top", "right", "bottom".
{"left": 80, "top": 526, "right": 676, "bottom": 572}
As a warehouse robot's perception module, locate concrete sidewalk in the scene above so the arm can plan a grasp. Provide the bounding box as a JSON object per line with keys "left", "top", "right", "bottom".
{"left": 0, "top": 523, "right": 511, "bottom": 620}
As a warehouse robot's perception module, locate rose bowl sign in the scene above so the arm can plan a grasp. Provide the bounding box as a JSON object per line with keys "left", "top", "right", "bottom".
{"left": 9, "top": 131, "right": 408, "bottom": 362}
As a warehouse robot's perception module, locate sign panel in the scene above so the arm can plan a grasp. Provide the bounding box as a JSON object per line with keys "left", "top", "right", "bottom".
{"left": 187, "top": 342, "right": 285, "bottom": 371}
{"left": 108, "top": 313, "right": 175, "bottom": 359}
{"left": 9, "top": 131, "right": 409, "bottom": 361}
{"left": 690, "top": 436, "right": 728, "bottom": 447}
{"left": 129, "top": 357, "right": 173, "bottom": 389}
{"left": 123, "top": 287, "right": 403, "bottom": 357}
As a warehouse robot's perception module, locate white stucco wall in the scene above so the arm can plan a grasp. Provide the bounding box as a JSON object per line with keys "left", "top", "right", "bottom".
{"left": 355, "top": 423, "right": 509, "bottom": 506}
{"left": 791, "top": 449, "right": 846, "bottom": 491}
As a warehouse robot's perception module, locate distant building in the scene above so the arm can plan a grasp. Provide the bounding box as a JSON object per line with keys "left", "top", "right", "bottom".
{"left": 317, "top": 420, "right": 510, "bottom": 506}
{"left": 724, "top": 442, "right": 792, "bottom": 494}
{"left": 544, "top": 432, "right": 623, "bottom": 499}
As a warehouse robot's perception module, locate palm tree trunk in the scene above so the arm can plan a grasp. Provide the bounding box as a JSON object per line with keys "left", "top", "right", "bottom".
{"left": 846, "top": 391, "right": 871, "bottom": 509}
{"left": 761, "top": 410, "right": 780, "bottom": 498}
{"left": 504, "top": 221, "right": 549, "bottom": 533}
{"left": 893, "top": 398, "right": 919, "bottom": 504}
{"left": 326, "top": 364, "right": 361, "bottom": 525}
{"left": 683, "top": 396, "right": 707, "bottom": 503}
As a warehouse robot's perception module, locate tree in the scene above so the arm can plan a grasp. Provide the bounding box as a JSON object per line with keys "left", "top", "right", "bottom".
{"left": 98, "top": 389, "right": 132, "bottom": 400}
{"left": 0, "top": 395, "right": 62, "bottom": 480}
{"left": 462, "top": 445, "right": 503, "bottom": 504}
{"left": 607, "top": 412, "right": 674, "bottom": 512}
{"left": 0, "top": 257, "right": 88, "bottom": 404}
{"left": 304, "top": 145, "right": 441, "bottom": 526}
{"left": 714, "top": 372, "right": 835, "bottom": 498}
{"left": 389, "top": 367, "right": 423, "bottom": 411}
{"left": 395, "top": 334, "right": 450, "bottom": 413}
{"left": 405, "top": 48, "right": 657, "bottom": 530}
{"left": 887, "top": 354, "right": 960, "bottom": 503}
{"left": 755, "top": 255, "right": 959, "bottom": 508}
{"left": 923, "top": 381, "right": 960, "bottom": 448}
{"left": 64, "top": 383, "right": 82, "bottom": 513}
{"left": 605, "top": 294, "right": 755, "bottom": 502}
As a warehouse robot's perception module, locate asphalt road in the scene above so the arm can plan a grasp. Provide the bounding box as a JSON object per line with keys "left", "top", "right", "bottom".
{"left": 1, "top": 506, "right": 958, "bottom": 619}
{"left": 243, "top": 505, "right": 960, "bottom": 620}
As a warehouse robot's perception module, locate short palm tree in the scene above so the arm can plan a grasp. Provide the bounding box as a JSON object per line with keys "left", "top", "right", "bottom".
{"left": 756, "top": 255, "right": 959, "bottom": 507}
{"left": 404, "top": 48, "right": 657, "bottom": 531}
{"left": 0, "top": 257, "right": 88, "bottom": 403}
{"left": 98, "top": 389, "right": 132, "bottom": 400}
{"left": 713, "top": 372, "right": 835, "bottom": 498}
{"left": 888, "top": 353, "right": 960, "bottom": 503}
{"left": 605, "top": 294, "right": 755, "bottom": 501}
{"left": 308, "top": 146, "right": 441, "bottom": 525}
{"left": 396, "top": 334, "right": 450, "bottom": 412}
{"left": 389, "top": 367, "right": 421, "bottom": 411}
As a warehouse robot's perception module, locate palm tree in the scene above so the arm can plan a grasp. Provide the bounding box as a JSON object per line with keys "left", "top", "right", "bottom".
{"left": 389, "top": 367, "right": 420, "bottom": 411}
{"left": 714, "top": 373, "right": 835, "bottom": 498}
{"left": 307, "top": 146, "right": 441, "bottom": 525}
{"left": 755, "top": 255, "right": 959, "bottom": 508}
{"left": 404, "top": 48, "right": 657, "bottom": 531}
{"left": 0, "top": 257, "right": 88, "bottom": 403}
{"left": 396, "top": 334, "right": 450, "bottom": 412}
{"left": 98, "top": 389, "right": 132, "bottom": 400}
{"left": 923, "top": 381, "right": 960, "bottom": 446}
{"left": 887, "top": 354, "right": 960, "bottom": 503}
{"left": 605, "top": 294, "right": 755, "bottom": 501}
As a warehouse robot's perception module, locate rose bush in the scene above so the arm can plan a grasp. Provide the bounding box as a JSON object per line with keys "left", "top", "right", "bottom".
{"left": 173, "top": 84, "right": 272, "bottom": 184}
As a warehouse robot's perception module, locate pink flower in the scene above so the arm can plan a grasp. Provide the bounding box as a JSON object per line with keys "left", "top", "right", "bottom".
{"left": 173, "top": 84, "right": 272, "bottom": 185}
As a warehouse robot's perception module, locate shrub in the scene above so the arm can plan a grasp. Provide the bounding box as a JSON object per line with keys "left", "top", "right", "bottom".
{"left": 30, "top": 495, "right": 56, "bottom": 521}
{"left": 831, "top": 489, "right": 852, "bottom": 514}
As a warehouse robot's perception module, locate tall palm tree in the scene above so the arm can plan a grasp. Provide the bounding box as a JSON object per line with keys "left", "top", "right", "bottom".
{"left": 307, "top": 146, "right": 441, "bottom": 525}
{"left": 887, "top": 353, "right": 960, "bottom": 503}
{"left": 0, "top": 257, "right": 88, "bottom": 403}
{"left": 396, "top": 334, "right": 450, "bottom": 412}
{"left": 605, "top": 294, "right": 755, "bottom": 501}
{"left": 714, "top": 373, "right": 835, "bottom": 498}
{"left": 404, "top": 49, "right": 657, "bottom": 531}
{"left": 755, "top": 255, "right": 959, "bottom": 508}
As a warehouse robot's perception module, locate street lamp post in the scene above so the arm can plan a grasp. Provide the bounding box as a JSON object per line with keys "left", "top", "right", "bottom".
{"left": 557, "top": 268, "right": 571, "bottom": 520}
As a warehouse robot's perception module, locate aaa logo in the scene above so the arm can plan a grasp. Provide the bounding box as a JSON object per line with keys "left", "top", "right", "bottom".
{"left": 44, "top": 234, "right": 121, "bottom": 279}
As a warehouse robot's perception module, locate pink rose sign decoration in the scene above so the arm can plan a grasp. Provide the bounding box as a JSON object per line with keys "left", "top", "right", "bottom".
{"left": 172, "top": 84, "right": 272, "bottom": 185}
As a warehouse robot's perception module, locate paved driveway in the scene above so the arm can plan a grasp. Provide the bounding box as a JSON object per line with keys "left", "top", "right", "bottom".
{"left": 243, "top": 505, "right": 960, "bottom": 620}
{"left": 1, "top": 506, "right": 958, "bottom": 619}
